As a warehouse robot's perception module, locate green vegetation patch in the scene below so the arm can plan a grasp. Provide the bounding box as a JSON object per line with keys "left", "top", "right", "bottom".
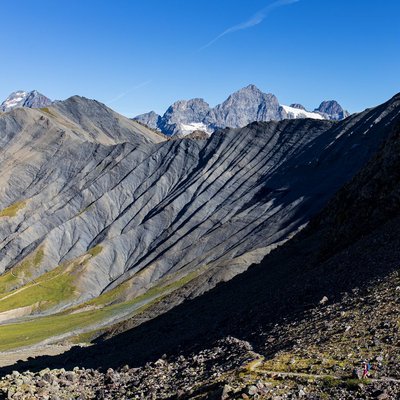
{"left": 322, "top": 376, "right": 341, "bottom": 388}
{"left": 0, "top": 264, "right": 76, "bottom": 313}
{"left": 0, "top": 303, "right": 130, "bottom": 352}
{"left": 86, "top": 268, "right": 200, "bottom": 308}
{"left": 0, "top": 245, "right": 106, "bottom": 314}
{"left": 0, "top": 246, "right": 44, "bottom": 295}
{"left": 40, "top": 107, "right": 56, "bottom": 117}
{"left": 343, "top": 378, "right": 371, "bottom": 391}
{"left": 0, "top": 200, "right": 26, "bottom": 218}
{"left": 0, "top": 267, "right": 203, "bottom": 351}
{"left": 86, "top": 245, "right": 103, "bottom": 258}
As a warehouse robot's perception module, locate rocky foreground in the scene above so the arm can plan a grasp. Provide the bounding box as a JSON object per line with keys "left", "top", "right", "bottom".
{"left": 0, "top": 269, "right": 399, "bottom": 399}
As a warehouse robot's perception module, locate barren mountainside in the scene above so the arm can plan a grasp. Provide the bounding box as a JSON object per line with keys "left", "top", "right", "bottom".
{"left": 0, "top": 93, "right": 398, "bottom": 359}
{"left": 0, "top": 95, "right": 399, "bottom": 400}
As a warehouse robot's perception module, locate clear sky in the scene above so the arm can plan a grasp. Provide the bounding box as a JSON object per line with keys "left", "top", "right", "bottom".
{"left": 1, "top": 0, "right": 399, "bottom": 116}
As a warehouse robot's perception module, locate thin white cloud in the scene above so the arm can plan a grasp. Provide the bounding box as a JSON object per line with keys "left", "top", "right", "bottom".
{"left": 108, "top": 80, "right": 153, "bottom": 104}
{"left": 199, "top": 0, "right": 299, "bottom": 50}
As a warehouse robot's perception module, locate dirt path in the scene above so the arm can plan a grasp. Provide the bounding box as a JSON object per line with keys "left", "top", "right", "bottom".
{"left": 257, "top": 368, "right": 400, "bottom": 383}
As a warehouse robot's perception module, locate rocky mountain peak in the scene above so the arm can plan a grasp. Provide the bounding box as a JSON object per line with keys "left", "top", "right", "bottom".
{"left": 220, "top": 84, "right": 277, "bottom": 104}
{"left": 168, "top": 98, "right": 210, "bottom": 111}
{"left": 315, "top": 100, "right": 350, "bottom": 120}
{"left": 208, "top": 85, "right": 281, "bottom": 130}
{"left": 134, "top": 85, "right": 350, "bottom": 136}
{"left": 235, "top": 83, "right": 263, "bottom": 94}
{"left": 290, "top": 103, "right": 306, "bottom": 110}
{"left": 0, "top": 90, "right": 52, "bottom": 112}
{"left": 134, "top": 111, "right": 162, "bottom": 131}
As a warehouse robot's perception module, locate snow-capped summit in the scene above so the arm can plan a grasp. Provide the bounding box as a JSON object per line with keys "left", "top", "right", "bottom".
{"left": 0, "top": 90, "right": 52, "bottom": 112}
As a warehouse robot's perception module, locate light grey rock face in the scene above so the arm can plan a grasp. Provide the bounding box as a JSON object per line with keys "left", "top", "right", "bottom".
{"left": 160, "top": 98, "right": 212, "bottom": 135}
{"left": 207, "top": 84, "right": 281, "bottom": 130}
{"left": 133, "top": 85, "right": 349, "bottom": 136}
{"left": 134, "top": 111, "right": 162, "bottom": 130}
{"left": 0, "top": 94, "right": 398, "bottom": 319}
{"left": 0, "top": 90, "right": 52, "bottom": 112}
{"left": 315, "top": 100, "right": 350, "bottom": 120}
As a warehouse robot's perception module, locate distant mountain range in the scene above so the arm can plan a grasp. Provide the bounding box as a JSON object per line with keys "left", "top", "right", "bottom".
{"left": 0, "top": 90, "right": 52, "bottom": 112}
{"left": 0, "top": 87, "right": 350, "bottom": 138}
{"left": 134, "top": 84, "right": 350, "bottom": 136}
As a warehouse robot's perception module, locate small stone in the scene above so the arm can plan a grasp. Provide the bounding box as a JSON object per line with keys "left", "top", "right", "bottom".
{"left": 221, "top": 384, "right": 232, "bottom": 399}
{"left": 64, "top": 372, "right": 75, "bottom": 382}
{"left": 320, "top": 296, "right": 329, "bottom": 305}
{"left": 121, "top": 365, "right": 130, "bottom": 372}
{"left": 373, "top": 390, "right": 389, "bottom": 400}
{"left": 248, "top": 385, "right": 258, "bottom": 395}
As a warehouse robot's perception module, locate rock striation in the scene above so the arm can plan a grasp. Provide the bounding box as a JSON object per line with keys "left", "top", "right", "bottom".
{"left": 0, "top": 93, "right": 398, "bottom": 343}
{"left": 3, "top": 113, "right": 400, "bottom": 396}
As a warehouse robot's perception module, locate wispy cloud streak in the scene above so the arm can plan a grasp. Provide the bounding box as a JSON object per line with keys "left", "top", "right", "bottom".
{"left": 108, "top": 80, "right": 153, "bottom": 104}
{"left": 199, "top": 0, "right": 299, "bottom": 50}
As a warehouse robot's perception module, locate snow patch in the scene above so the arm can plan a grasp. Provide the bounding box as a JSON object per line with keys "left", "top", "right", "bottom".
{"left": 1, "top": 91, "right": 28, "bottom": 111}
{"left": 281, "top": 105, "right": 324, "bottom": 120}
{"left": 179, "top": 122, "right": 212, "bottom": 136}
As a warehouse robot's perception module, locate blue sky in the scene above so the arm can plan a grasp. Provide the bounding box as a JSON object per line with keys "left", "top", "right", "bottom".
{"left": 1, "top": 0, "right": 399, "bottom": 116}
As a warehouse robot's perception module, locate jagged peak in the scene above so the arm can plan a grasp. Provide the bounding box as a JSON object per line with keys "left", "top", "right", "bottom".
{"left": 168, "top": 98, "right": 210, "bottom": 109}
{"left": 0, "top": 89, "right": 51, "bottom": 112}
{"left": 240, "top": 84, "right": 262, "bottom": 92}
{"left": 290, "top": 103, "right": 306, "bottom": 110}
{"left": 229, "top": 84, "right": 268, "bottom": 97}
{"left": 315, "top": 100, "right": 349, "bottom": 121}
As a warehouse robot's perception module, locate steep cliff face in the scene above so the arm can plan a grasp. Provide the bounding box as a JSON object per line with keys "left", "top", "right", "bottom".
{"left": 315, "top": 100, "right": 350, "bottom": 120}
{"left": 0, "top": 94, "right": 398, "bottom": 347}
{"left": 206, "top": 84, "right": 282, "bottom": 129}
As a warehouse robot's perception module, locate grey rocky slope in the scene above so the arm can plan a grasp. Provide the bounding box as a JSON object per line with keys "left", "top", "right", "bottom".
{"left": 0, "top": 90, "right": 52, "bottom": 112}
{"left": 134, "top": 84, "right": 349, "bottom": 136}
{"left": 0, "top": 93, "right": 397, "bottom": 340}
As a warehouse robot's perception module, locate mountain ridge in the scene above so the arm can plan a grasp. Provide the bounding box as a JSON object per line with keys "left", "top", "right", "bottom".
{"left": 0, "top": 93, "right": 397, "bottom": 354}
{"left": 134, "top": 84, "right": 350, "bottom": 136}
{"left": 1, "top": 95, "right": 399, "bottom": 399}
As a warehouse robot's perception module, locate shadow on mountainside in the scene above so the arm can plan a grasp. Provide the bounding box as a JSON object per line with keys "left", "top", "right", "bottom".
{"left": 1, "top": 118, "right": 400, "bottom": 376}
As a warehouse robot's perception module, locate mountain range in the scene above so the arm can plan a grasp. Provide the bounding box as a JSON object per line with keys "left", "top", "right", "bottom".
{"left": 0, "top": 91, "right": 396, "bottom": 357}
{"left": 0, "top": 92, "right": 398, "bottom": 399}
{"left": 134, "top": 84, "right": 350, "bottom": 136}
